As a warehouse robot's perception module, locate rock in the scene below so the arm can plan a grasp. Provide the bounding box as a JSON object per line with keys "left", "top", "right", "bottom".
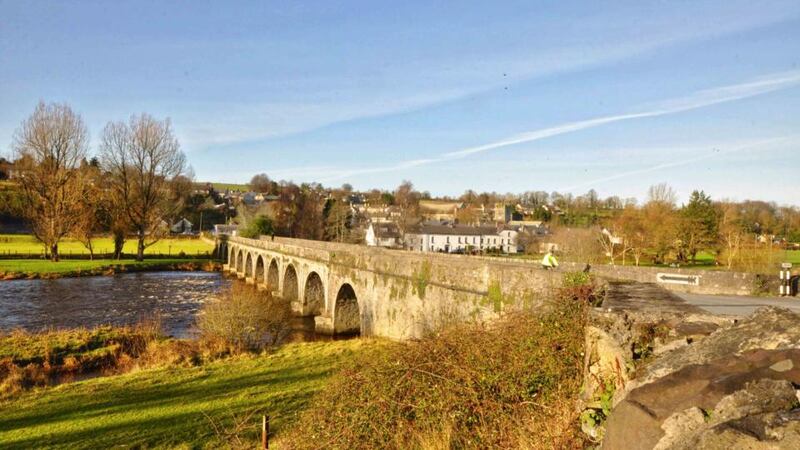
{"left": 583, "top": 326, "right": 630, "bottom": 399}
{"left": 601, "top": 307, "right": 800, "bottom": 450}
{"left": 632, "top": 307, "right": 800, "bottom": 388}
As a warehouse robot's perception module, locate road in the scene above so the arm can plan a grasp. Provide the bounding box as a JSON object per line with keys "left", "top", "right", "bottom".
{"left": 674, "top": 292, "right": 800, "bottom": 316}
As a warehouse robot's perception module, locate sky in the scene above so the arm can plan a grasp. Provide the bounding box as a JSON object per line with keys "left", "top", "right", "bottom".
{"left": 1, "top": 0, "right": 799, "bottom": 204}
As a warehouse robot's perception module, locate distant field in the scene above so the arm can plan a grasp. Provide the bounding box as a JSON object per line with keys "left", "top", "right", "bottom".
{"left": 208, "top": 182, "right": 248, "bottom": 191}
{"left": 0, "top": 234, "right": 213, "bottom": 257}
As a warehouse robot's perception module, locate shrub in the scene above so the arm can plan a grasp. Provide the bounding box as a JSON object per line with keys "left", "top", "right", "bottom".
{"left": 197, "top": 283, "right": 291, "bottom": 352}
{"left": 278, "top": 299, "right": 588, "bottom": 449}
{"left": 561, "top": 271, "right": 606, "bottom": 307}
{"left": 239, "top": 215, "right": 274, "bottom": 239}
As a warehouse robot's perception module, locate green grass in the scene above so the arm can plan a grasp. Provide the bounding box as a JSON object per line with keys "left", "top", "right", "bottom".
{"left": 0, "top": 258, "right": 211, "bottom": 277}
{"left": 0, "top": 339, "right": 380, "bottom": 449}
{"left": 783, "top": 250, "right": 800, "bottom": 264}
{"left": 0, "top": 234, "right": 213, "bottom": 257}
{"left": 207, "top": 182, "right": 248, "bottom": 192}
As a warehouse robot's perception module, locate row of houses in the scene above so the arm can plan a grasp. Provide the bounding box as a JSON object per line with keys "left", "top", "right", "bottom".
{"left": 366, "top": 220, "right": 549, "bottom": 254}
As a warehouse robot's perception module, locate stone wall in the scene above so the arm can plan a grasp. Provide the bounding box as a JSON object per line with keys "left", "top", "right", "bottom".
{"left": 225, "top": 236, "right": 561, "bottom": 340}
{"left": 560, "top": 262, "right": 775, "bottom": 296}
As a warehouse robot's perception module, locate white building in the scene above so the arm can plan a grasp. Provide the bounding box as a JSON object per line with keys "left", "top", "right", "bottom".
{"left": 365, "top": 222, "right": 402, "bottom": 248}
{"left": 405, "top": 223, "right": 517, "bottom": 254}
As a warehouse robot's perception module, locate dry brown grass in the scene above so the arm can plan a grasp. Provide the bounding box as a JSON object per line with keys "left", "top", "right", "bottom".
{"left": 0, "top": 317, "right": 237, "bottom": 398}
{"left": 278, "top": 287, "right": 592, "bottom": 449}
{"left": 197, "top": 283, "right": 292, "bottom": 353}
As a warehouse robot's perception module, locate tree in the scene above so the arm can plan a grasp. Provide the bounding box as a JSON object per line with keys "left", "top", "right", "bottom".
{"left": 249, "top": 173, "right": 272, "bottom": 193}
{"left": 642, "top": 184, "right": 678, "bottom": 264}
{"left": 324, "top": 199, "right": 352, "bottom": 242}
{"left": 718, "top": 203, "right": 745, "bottom": 269}
{"left": 71, "top": 161, "right": 104, "bottom": 259}
{"left": 99, "top": 114, "right": 186, "bottom": 261}
{"left": 615, "top": 205, "right": 647, "bottom": 266}
{"left": 647, "top": 183, "right": 677, "bottom": 206}
{"left": 13, "top": 102, "right": 89, "bottom": 261}
{"left": 677, "top": 190, "right": 718, "bottom": 263}
{"left": 240, "top": 215, "right": 274, "bottom": 238}
{"left": 455, "top": 204, "right": 480, "bottom": 224}
{"left": 394, "top": 180, "right": 419, "bottom": 236}
{"left": 0, "top": 157, "right": 11, "bottom": 180}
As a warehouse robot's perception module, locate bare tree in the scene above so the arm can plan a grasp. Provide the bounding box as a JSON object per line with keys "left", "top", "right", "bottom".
{"left": 249, "top": 173, "right": 271, "bottom": 193}
{"left": 13, "top": 102, "right": 89, "bottom": 261}
{"left": 99, "top": 114, "right": 186, "bottom": 261}
{"left": 71, "top": 161, "right": 103, "bottom": 259}
{"left": 394, "top": 180, "right": 420, "bottom": 236}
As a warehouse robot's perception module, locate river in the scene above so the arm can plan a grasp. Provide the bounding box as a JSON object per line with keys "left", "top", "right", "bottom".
{"left": 0, "top": 271, "right": 229, "bottom": 338}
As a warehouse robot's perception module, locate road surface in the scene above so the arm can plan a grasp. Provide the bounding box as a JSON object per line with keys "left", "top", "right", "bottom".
{"left": 673, "top": 292, "right": 800, "bottom": 316}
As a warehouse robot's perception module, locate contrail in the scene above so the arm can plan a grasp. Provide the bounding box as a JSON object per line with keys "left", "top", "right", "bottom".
{"left": 557, "top": 136, "right": 795, "bottom": 192}
{"left": 321, "top": 70, "right": 800, "bottom": 181}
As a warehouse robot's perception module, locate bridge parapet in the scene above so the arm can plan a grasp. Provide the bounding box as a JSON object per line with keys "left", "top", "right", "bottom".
{"left": 225, "top": 235, "right": 561, "bottom": 339}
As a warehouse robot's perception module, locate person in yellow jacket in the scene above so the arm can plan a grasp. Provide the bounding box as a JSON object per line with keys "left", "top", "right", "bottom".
{"left": 541, "top": 250, "right": 559, "bottom": 270}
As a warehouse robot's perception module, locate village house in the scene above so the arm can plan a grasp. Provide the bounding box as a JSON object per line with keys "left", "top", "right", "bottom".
{"left": 170, "top": 217, "right": 194, "bottom": 235}
{"left": 365, "top": 222, "right": 402, "bottom": 248}
{"left": 404, "top": 222, "right": 517, "bottom": 254}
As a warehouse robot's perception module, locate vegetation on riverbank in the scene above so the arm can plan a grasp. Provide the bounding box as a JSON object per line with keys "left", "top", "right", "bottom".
{"left": 0, "top": 338, "right": 381, "bottom": 449}
{"left": 1, "top": 322, "right": 174, "bottom": 398}
{"left": 0, "top": 258, "right": 220, "bottom": 280}
{"left": 279, "top": 287, "right": 591, "bottom": 449}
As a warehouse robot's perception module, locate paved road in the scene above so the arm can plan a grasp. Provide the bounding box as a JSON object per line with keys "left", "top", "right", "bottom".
{"left": 674, "top": 292, "right": 800, "bottom": 316}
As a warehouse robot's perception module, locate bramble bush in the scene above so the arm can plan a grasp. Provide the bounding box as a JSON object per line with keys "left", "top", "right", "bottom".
{"left": 278, "top": 283, "right": 596, "bottom": 449}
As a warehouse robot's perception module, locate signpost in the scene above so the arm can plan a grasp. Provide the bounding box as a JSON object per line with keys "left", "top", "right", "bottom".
{"left": 656, "top": 273, "right": 701, "bottom": 286}
{"left": 779, "top": 263, "right": 792, "bottom": 297}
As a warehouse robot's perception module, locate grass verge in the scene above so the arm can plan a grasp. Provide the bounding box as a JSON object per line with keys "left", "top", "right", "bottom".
{"left": 0, "top": 338, "right": 381, "bottom": 449}
{"left": 0, "top": 258, "right": 220, "bottom": 279}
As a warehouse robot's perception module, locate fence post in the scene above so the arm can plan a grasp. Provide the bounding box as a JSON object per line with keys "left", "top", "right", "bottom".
{"left": 262, "top": 415, "right": 269, "bottom": 449}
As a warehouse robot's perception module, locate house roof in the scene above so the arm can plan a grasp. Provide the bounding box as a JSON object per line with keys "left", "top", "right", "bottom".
{"left": 371, "top": 222, "right": 401, "bottom": 239}
{"left": 409, "top": 224, "right": 499, "bottom": 236}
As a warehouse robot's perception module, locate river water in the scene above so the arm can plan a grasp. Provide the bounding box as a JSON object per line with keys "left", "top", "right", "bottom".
{"left": 0, "top": 272, "right": 230, "bottom": 338}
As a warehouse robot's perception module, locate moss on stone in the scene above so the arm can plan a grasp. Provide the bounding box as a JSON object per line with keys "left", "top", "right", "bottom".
{"left": 411, "top": 260, "right": 432, "bottom": 300}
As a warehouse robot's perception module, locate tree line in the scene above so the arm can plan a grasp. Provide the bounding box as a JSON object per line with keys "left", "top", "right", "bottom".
{"left": 588, "top": 184, "right": 800, "bottom": 270}
{"left": 7, "top": 102, "right": 187, "bottom": 261}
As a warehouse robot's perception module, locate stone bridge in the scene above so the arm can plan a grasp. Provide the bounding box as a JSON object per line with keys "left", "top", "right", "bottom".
{"left": 221, "top": 236, "right": 560, "bottom": 339}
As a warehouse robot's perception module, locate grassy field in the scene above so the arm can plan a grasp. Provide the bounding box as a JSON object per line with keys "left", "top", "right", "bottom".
{"left": 208, "top": 182, "right": 248, "bottom": 192}
{"left": 0, "top": 258, "right": 213, "bottom": 277}
{"left": 0, "top": 234, "right": 213, "bottom": 257}
{"left": 0, "top": 339, "right": 380, "bottom": 449}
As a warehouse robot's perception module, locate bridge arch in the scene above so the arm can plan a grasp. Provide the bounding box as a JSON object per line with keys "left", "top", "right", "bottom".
{"left": 244, "top": 253, "right": 253, "bottom": 279}
{"left": 333, "top": 283, "right": 360, "bottom": 336}
{"left": 267, "top": 259, "right": 280, "bottom": 289}
{"left": 283, "top": 264, "right": 299, "bottom": 301}
{"left": 303, "top": 272, "right": 325, "bottom": 316}
{"left": 254, "top": 255, "right": 266, "bottom": 284}
{"left": 235, "top": 249, "right": 244, "bottom": 273}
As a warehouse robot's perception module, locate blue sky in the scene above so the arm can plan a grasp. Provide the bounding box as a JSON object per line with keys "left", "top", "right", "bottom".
{"left": 1, "top": 1, "right": 799, "bottom": 204}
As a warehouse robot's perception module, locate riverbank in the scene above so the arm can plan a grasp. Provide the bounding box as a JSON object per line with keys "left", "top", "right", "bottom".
{"left": 0, "top": 259, "right": 222, "bottom": 280}
{"left": 0, "top": 338, "right": 382, "bottom": 449}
